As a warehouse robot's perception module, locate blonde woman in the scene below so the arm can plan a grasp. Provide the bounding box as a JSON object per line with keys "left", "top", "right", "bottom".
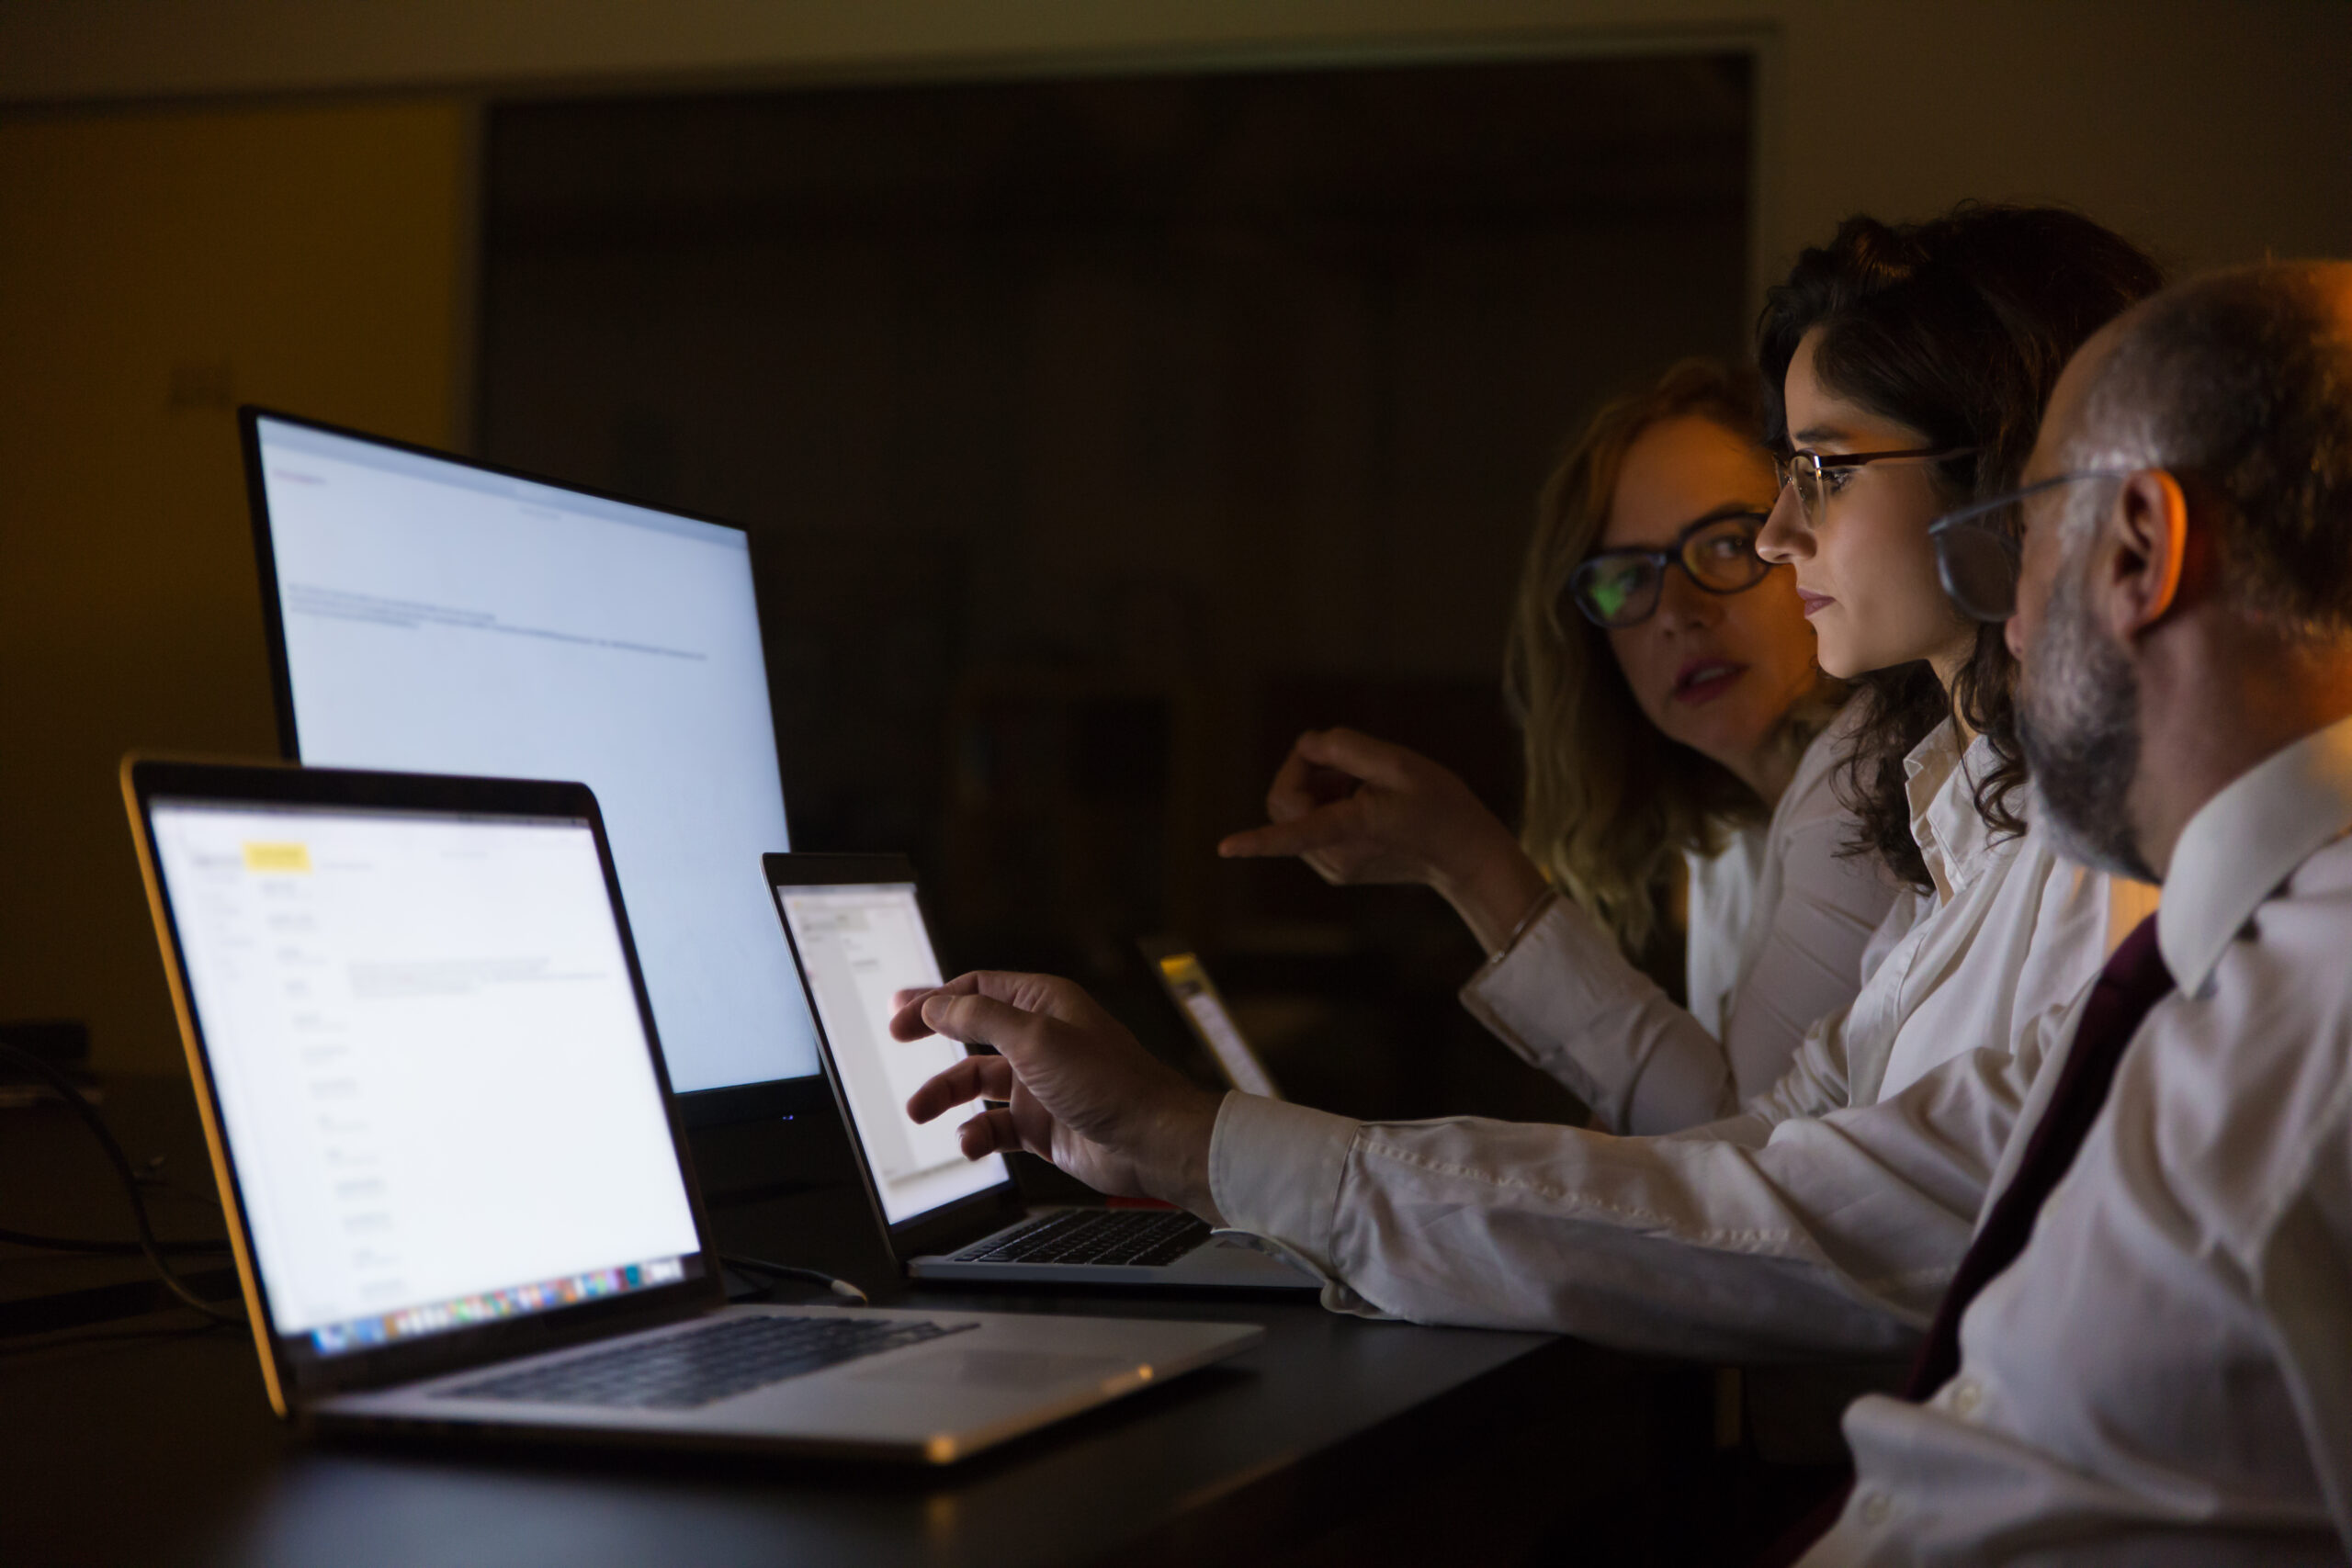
{"left": 1219, "top": 359, "right": 1899, "bottom": 1134}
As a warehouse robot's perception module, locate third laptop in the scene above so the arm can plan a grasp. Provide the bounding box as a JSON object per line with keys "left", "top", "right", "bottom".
{"left": 766, "top": 854, "right": 1318, "bottom": 1292}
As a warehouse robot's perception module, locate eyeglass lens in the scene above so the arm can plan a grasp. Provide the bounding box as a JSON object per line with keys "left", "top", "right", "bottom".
{"left": 1573, "top": 516, "right": 1768, "bottom": 627}
{"left": 1935, "top": 526, "right": 2019, "bottom": 622}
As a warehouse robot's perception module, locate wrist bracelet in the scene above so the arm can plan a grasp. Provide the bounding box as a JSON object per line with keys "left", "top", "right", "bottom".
{"left": 1491, "top": 886, "right": 1560, "bottom": 962}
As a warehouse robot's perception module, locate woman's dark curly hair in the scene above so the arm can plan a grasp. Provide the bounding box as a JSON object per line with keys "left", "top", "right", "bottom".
{"left": 1756, "top": 204, "right": 2165, "bottom": 891}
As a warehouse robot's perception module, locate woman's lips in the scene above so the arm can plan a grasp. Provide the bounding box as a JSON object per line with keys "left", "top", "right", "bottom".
{"left": 1796, "top": 589, "right": 1837, "bottom": 618}
{"left": 1671, "top": 659, "right": 1747, "bottom": 705}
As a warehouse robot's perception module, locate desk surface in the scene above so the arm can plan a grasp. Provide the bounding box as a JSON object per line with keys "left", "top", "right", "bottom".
{"left": 1, "top": 1079, "right": 1693, "bottom": 1568}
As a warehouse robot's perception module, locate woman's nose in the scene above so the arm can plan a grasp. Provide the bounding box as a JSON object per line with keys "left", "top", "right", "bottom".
{"left": 1755, "top": 482, "right": 1812, "bottom": 565}
{"left": 1653, "top": 565, "right": 1718, "bottom": 632}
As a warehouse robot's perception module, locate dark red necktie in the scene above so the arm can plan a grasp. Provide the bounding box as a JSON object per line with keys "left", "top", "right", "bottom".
{"left": 1755, "top": 912, "right": 2175, "bottom": 1566}
{"left": 1903, "top": 911, "right": 2174, "bottom": 1398}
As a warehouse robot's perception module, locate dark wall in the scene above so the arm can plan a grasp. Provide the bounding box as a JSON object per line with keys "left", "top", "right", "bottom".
{"left": 478, "top": 55, "right": 1748, "bottom": 1119}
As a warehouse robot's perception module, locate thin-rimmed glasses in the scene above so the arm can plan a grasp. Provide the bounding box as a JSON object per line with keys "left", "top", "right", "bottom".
{"left": 1774, "top": 446, "right": 1979, "bottom": 525}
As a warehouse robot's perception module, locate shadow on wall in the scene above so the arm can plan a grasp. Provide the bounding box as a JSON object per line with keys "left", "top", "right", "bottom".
{"left": 479, "top": 54, "right": 1749, "bottom": 1122}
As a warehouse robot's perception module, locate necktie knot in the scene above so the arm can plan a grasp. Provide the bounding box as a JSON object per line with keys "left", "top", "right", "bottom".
{"left": 2097, "top": 913, "right": 2174, "bottom": 1008}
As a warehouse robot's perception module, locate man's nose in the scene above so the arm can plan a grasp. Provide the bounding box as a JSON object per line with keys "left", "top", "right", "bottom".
{"left": 1756, "top": 483, "right": 1812, "bottom": 564}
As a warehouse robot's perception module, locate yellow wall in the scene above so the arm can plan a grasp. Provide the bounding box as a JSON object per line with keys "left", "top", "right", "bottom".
{"left": 0, "top": 101, "right": 470, "bottom": 1072}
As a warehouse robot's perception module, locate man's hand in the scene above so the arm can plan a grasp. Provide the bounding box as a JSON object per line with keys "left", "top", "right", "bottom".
{"left": 891, "top": 971, "right": 1227, "bottom": 1224}
{"left": 1216, "top": 727, "right": 1549, "bottom": 952}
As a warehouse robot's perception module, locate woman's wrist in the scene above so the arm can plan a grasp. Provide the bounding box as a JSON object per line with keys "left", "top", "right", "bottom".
{"left": 1433, "top": 837, "right": 1552, "bottom": 954}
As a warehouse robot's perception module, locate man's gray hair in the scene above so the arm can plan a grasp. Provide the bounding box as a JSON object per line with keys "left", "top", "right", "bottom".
{"left": 2070, "top": 261, "right": 2352, "bottom": 640}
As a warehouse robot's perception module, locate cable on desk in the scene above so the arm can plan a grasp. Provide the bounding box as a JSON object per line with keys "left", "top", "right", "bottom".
{"left": 0, "top": 1044, "right": 245, "bottom": 1326}
{"left": 718, "top": 1253, "right": 869, "bottom": 1305}
{"left": 0, "top": 1226, "right": 228, "bottom": 1257}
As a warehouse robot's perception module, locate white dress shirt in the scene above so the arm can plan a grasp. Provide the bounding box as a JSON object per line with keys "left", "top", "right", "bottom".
{"left": 1463, "top": 705, "right": 1900, "bottom": 1134}
{"left": 1209, "top": 719, "right": 2154, "bottom": 1359}
{"left": 1810, "top": 714, "right": 2352, "bottom": 1565}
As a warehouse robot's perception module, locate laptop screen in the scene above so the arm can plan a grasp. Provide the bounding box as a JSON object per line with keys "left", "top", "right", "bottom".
{"left": 772, "top": 884, "right": 1010, "bottom": 1225}
{"left": 1152, "top": 952, "right": 1279, "bottom": 1100}
{"left": 147, "top": 798, "right": 702, "bottom": 1358}
{"left": 248, "top": 412, "right": 817, "bottom": 1094}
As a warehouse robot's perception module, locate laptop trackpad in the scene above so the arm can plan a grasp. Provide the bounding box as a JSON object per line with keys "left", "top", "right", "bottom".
{"left": 855, "top": 1349, "right": 1134, "bottom": 1390}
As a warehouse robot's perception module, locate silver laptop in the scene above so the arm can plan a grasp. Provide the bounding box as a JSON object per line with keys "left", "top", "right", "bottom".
{"left": 123, "top": 759, "right": 1261, "bottom": 1463}
{"left": 764, "top": 854, "right": 1318, "bottom": 1292}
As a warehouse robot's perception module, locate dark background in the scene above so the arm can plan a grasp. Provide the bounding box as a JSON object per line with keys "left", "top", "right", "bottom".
{"left": 475, "top": 55, "right": 1750, "bottom": 1119}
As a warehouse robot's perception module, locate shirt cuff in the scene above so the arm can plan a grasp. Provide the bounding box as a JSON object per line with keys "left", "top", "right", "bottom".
{"left": 1458, "top": 896, "right": 1638, "bottom": 1074}
{"left": 1208, "top": 1090, "right": 1360, "bottom": 1274}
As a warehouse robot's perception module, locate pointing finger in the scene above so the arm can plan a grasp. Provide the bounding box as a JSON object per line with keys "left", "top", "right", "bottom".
{"left": 1217, "top": 807, "right": 1358, "bottom": 859}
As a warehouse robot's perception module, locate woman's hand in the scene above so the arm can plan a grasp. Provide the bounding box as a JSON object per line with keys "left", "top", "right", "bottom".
{"left": 1216, "top": 728, "right": 1550, "bottom": 953}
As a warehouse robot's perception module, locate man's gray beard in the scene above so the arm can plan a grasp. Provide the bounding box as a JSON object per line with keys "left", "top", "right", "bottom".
{"left": 2018, "top": 563, "right": 2158, "bottom": 884}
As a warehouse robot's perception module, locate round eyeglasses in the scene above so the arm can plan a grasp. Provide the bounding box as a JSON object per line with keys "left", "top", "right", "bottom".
{"left": 1927, "top": 469, "right": 2132, "bottom": 622}
{"left": 1569, "top": 510, "right": 1773, "bottom": 629}
{"left": 1774, "top": 446, "right": 1980, "bottom": 525}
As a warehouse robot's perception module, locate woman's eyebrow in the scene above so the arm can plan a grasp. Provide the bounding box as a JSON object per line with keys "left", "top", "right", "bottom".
{"left": 1790, "top": 423, "right": 1851, "bottom": 446}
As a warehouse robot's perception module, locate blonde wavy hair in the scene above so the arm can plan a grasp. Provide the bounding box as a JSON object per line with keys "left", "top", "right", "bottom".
{"left": 1504, "top": 358, "right": 1790, "bottom": 961}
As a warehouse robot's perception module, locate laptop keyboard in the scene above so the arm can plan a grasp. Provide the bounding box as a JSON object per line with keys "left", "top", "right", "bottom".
{"left": 441, "top": 1314, "right": 974, "bottom": 1410}
{"left": 949, "top": 1208, "right": 1208, "bottom": 1268}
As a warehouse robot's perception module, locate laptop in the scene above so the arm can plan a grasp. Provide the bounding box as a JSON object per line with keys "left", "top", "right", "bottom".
{"left": 764, "top": 854, "right": 1317, "bottom": 1292}
{"left": 1137, "top": 938, "right": 1283, "bottom": 1100}
{"left": 122, "top": 758, "right": 1262, "bottom": 1462}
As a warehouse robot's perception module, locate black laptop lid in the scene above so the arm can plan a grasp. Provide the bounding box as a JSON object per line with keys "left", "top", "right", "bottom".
{"left": 123, "top": 759, "right": 721, "bottom": 1411}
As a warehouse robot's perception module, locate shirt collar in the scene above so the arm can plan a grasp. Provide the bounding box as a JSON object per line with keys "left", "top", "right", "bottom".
{"left": 2159, "top": 711, "right": 2352, "bottom": 992}
{"left": 1905, "top": 719, "right": 1999, "bottom": 901}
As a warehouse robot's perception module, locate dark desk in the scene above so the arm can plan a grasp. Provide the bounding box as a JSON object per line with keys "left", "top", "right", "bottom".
{"left": 2, "top": 1080, "right": 1706, "bottom": 1567}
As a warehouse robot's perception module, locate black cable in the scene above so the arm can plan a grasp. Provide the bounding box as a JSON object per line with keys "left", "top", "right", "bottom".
{"left": 718, "top": 1253, "right": 869, "bottom": 1305}
{"left": 0, "top": 1226, "right": 228, "bottom": 1257}
{"left": 0, "top": 1044, "right": 244, "bottom": 1325}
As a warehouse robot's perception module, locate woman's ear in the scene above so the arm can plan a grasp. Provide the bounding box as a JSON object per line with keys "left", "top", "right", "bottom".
{"left": 2098, "top": 468, "right": 2190, "bottom": 641}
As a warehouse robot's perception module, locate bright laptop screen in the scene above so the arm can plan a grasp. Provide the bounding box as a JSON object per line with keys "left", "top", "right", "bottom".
{"left": 148, "top": 799, "right": 702, "bottom": 1357}
{"left": 250, "top": 413, "right": 816, "bottom": 1092}
{"left": 774, "top": 885, "right": 1008, "bottom": 1225}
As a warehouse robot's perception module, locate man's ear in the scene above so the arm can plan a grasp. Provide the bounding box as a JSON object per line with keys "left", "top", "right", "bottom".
{"left": 2098, "top": 468, "right": 2190, "bottom": 641}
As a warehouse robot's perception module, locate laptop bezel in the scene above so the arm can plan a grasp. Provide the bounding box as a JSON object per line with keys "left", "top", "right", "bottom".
{"left": 761, "top": 853, "right": 1027, "bottom": 1267}
{"left": 122, "top": 756, "right": 728, "bottom": 1415}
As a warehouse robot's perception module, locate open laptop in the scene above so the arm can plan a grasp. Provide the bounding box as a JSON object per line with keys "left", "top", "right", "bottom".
{"left": 122, "top": 759, "right": 1261, "bottom": 1462}
{"left": 765, "top": 855, "right": 1317, "bottom": 1292}
{"left": 1137, "top": 938, "right": 1283, "bottom": 1100}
